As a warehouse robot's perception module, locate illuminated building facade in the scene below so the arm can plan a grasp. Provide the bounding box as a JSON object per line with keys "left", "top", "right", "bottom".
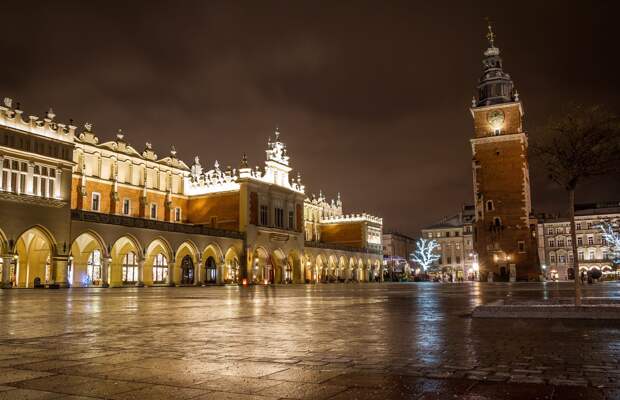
{"left": 421, "top": 205, "right": 476, "bottom": 280}
{"left": 469, "top": 24, "right": 538, "bottom": 281}
{"left": 0, "top": 98, "right": 383, "bottom": 288}
{"left": 536, "top": 202, "right": 620, "bottom": 281}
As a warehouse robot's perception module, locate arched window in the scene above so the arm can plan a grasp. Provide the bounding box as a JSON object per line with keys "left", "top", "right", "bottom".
{"left": 486, "top": 200, "right": 494, "bottom": 211}
{"left": 87, "top": 250, "right": 102, "bottom": 285}
{"left": 152, "top": 253, "right": 168, "bottom": 283}
{"left": 494, "top": 217, "right": 501, "bottom": 227}
{"left": 122, "top": 252, "right": 138, "bottom": 284}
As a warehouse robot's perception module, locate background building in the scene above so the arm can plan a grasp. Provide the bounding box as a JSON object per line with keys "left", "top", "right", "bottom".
{"left": 537, "top": 202, "right": 620, "bottom": 280}
{"left": 421, "top": 205, "right": 476, "bottom": 281}
{"left": 382, "top": 231, "right": 416, "bottom": 280}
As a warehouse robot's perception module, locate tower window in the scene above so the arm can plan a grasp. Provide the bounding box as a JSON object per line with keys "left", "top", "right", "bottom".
{"left": 494, "top": 217, "right": 501, "bottom": 227}
{"left": 486, "top": 200, "right": 494, "bottom": 211}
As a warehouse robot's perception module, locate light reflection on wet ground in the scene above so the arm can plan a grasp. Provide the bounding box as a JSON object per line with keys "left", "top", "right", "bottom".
{"left": 1, "top": 282, "right": 620, "bottom": 391}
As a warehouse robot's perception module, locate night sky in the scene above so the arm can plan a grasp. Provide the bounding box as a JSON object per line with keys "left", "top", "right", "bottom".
{"left": 2, "top": 1, "right": 619, "bottom": 236}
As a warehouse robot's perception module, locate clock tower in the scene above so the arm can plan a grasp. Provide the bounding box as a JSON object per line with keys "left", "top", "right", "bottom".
{"left": 470, "top": 23, "right": 538, "bottom": 281}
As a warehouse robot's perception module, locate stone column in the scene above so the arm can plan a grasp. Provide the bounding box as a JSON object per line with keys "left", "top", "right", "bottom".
{"left": 27, "top": 162, "right": 34, "bottom": 195}
{"left": 101, "top": 257, "right": 110, "bottom": 288}
{"left": 0, "top": 156, "right": 4, "bottom": 190}
{"left": 194, "top": 259, "right": 202, "bottom": 286}
{"left": 1, "top": 256, "right": 13, "bottom": 288}
{"left": 167, "top": 258, "right": 174, "bottom": 286}
{"left": 136, "top": 259, "right": 145, "bottom": 287}
{"left": 52, "top": 256, "right": 70, "bottom": 288}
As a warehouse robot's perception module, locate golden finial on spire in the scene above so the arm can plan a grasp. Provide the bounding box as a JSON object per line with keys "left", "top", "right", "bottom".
{"left": 485, "top": 17, "right": 495, "bottom": 47}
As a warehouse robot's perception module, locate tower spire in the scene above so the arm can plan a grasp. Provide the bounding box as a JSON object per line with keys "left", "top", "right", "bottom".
{"left": 474, "top": 20, "right": 515, "bottom": 107}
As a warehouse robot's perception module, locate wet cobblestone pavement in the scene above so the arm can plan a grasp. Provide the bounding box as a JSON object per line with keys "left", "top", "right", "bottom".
{"left": 1, "top": 282, "right": 620, "bottom": 399}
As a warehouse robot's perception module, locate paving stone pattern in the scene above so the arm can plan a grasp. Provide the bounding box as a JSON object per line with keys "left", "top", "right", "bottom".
{"left": 1, "top": 282, "right": 620, "bottom": 399}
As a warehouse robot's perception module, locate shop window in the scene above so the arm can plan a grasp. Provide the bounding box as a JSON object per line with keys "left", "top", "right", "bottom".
{"left": 86, "top": 250, "right": 102, "bottom": 285}
{"left": 122, "top": 252, "right": 138, "bottom": 284}
{"left": 152, "top": 254, "right": 168, "bottom": 283}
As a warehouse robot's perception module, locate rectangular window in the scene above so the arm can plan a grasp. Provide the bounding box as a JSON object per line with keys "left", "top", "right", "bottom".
{"left": 91, "top": 192, "right": 101, "bottom": 211}
{"left": 446, "top": 256, "right": 452, "bottom": 264}
{"left": 150, "top": 203, "right": 157, "bottom": 219}
{"left": 569, "top": 253, "right": 574, "bottom": 262}
{"left": 40, "top": 177, "right": 47, "bottom": 197}
{"left": 456, "top": 256, "right": 461, "bottom": 264}
{"left": 577, "top": 237, "right": 583, "bottom": 246}
{"left": 274, "top": 207, "right": 284, "bottom": 228}
{"left": 559, "top": 255, "right": 566, "bottom": 263}
{"left": 550, "top": 254, "right": 556, "bottom": 263}
{"left": 175, "top": 207, "right": 181, "bottom": 222}
{"left": 589, "top": 251, "right": 595, "bottom": 260}
{"left": 547, "top": 228, "right": 553, "bottom": 235}
{"left": 32, "top": 176, "right": 38, "bottom": 195}
{"left": 567, "top": 238, "right": 572, "bottom": 246}
{"left": 260, "top": 205, "right": 268, "bottom": 226}
{"left": 10, "top": 172, "right": 17, "bottom": 193}
{"left": 578, "top": 252, "right": 584, "bottom": 261}
{"left": 48, "top": 179, "right": 54, "bottom": 198}
{"left": 19, "top": 174, "right": 25, "bottom": 194}
{"left": 455, "top": 231, "right": 460, "bottom": 237}
{"left": 576, "top": 223, "right": 581, "bottom": 230}
{"left": 123, "top": 199, "right": 131, "bottom": 215}
{"left": 518, "top": 241, "right": 525, "bottom": 252}
{"left": 587, "top": 236, "right": 594, "bottom": 245}
{"left": 557, "top": 238, "right": 565, "bottom": 247}
{"left": 548, "top": 239, "right": 555, "bottom": 247}
{"left": 1, "top": 171, "right": 7, "bottom": 191}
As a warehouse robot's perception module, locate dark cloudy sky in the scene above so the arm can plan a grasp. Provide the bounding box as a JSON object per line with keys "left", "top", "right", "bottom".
{"left": 2, "top": 1, "right": 619, "bottom": 236}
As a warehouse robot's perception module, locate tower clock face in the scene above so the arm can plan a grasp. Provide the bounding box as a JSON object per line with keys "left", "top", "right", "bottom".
{"left": 487, "top": 109, "right": 505, "bottom": 128}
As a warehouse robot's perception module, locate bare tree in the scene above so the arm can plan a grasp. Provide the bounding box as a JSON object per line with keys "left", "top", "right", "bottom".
{"left": 411, "top": 238, "right": 441, "bottom": 272}
{"left": 532, "top": 105, "right": 620, "bottom": 305}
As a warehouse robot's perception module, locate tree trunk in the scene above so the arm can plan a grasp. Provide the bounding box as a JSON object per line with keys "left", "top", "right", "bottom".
{"left": 569, "top": 188, "right": 581, "bottom": 306}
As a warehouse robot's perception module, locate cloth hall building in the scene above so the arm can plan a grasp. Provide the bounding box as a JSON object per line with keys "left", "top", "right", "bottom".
{"left": 0, "top": 98, "right": 383, "bottom": 288}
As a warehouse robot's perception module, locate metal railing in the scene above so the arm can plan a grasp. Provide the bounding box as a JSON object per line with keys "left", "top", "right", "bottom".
{"left": 304, "top": 240, "right": 383, "bottom": 255}
{"left": 71, "top": 210, "right": 245, "bottom": 240}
